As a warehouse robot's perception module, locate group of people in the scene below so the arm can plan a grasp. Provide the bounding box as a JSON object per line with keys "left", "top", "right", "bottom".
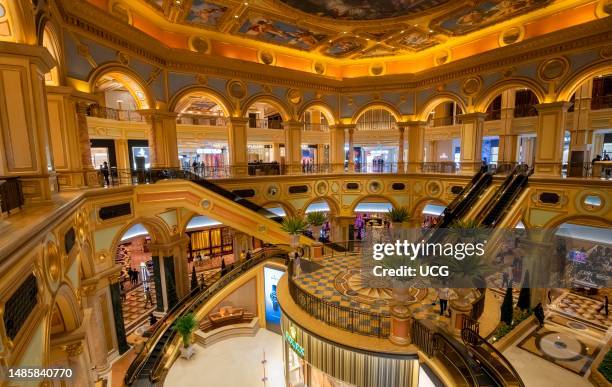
{"left": 301, "top": 158, "right": 316, "bottom": 173}
{"left": 591, "top": 153, "right": 611, "bottom": 178}
{"left": 126, "top": 267, "right": 140, "bottom": 285}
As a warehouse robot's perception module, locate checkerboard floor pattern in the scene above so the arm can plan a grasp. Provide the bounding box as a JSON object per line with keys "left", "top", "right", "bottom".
{"left": 122, "top": 281, "right": 157, "bottom": 332}
{"left": 295, "top": 255, "right": 451, "bottom": 333}
{"left": 550, "top": 292, "right": 610, "bottom": 331}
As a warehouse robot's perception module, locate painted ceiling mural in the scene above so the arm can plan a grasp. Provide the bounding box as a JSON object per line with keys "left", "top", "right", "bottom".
{"left": 237, "top": 17, "right": 328, "bottom": 50}
{"left": 186, "top": 0, "right": 229, "bottom": 27}
{"left": 137, "top": 0, "right": 559, "bottom": 59}
{"left": 278, "top": 0, "right": 451, "bottom": 20}
{"left": 431, "top": 0, "right": 553, "bottom": 35}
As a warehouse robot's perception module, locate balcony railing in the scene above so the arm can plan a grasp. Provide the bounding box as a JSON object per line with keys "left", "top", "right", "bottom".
{"left": 355, "top": 120, "right": 397, "bottom": 131}
{"left": 427, "top": 116, "right": 460, "bottom": 127}
{"left": 591, "top": 95, "right": 612, "bottom": 110}
{"left": 303, "top": 122, "right": 329, "bottom": 131}
{"left": 177, "top": 114, "right": 228, "bottom": 126}
{"left": 513, "top": 104, "right": 538, "bottom": 118}
{"left": 86, "top": 105, "right": 145, "bottom": 122}
{"left": 0, "top": 178, "right": 24, "bottom": 215}
{"left": 248, "top": 118, "right": 283, "bottom": 129}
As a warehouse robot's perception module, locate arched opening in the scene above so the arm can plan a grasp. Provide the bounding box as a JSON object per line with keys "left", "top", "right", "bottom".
{"left": 41, "top": 23, "right": 61, "bottom": 86}
{"left": 172, "top": 90, "right": 231, "bottom": 174}
{"left": 411, "top": 198, "right": 448, "bottom": 228}
{"left": 301, "top": 105, "right": 333, "bottom": 166}
{"left": 242, "top": 98, "right": 290, "bottom": 166}
{"left": 261, "top": 201, "right": 294, "bottom": 218}
{"left": 351, "top": 196, "right": 395, "bottom": 241}
{"left": 114, "top": 223, "right": 159, "bottom": 332}
{"left": 545, "top": 218, "right": 611, "bottom": 324}
{"left": 353, "top": 107, "right": 400, "bottom": 172}
{"left": 88, "top": 69, "right": 153, "bottom": 172}
{"left": 420, "top": 97, "right": 465, "bottom": 164}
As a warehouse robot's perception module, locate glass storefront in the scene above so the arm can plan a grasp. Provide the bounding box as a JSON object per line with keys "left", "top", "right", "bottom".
{"left": 248, "top": 143, "right": 272, "bottom": 162}
{"left": 178, "top": 143, "right": 228, "bottom": 171}
{"left": 131, "top": 146, "right": 150, "bottom": 170}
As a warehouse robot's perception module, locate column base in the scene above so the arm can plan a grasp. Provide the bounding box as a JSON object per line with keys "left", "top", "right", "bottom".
{"left": 389, "top": 304, "right": 413, "bottom": 346}
{"left": 533, "top": 164, "right": 563, "bottom": 177}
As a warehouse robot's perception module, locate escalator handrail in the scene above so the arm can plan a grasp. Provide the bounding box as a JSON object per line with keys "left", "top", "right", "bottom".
{"left": 445, "top": 170, "right": 483, "bottom": 212}
{"left": 461, "top": 328, "right": 525, "bottom": 387}
{"left": 125, "top": 248, "right": 286, "bottom": 385}
{"left": 475, "top": 165, "right": 522, "bottom": 225}
{"left": 481, "top": 174, "right": 528, "bottom": 227}
{"left": 432, "top": 330, "right": 482, "bottom": 386}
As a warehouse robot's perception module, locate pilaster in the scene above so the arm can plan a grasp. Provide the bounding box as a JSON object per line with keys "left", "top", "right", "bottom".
{"left": 228, "top": 117, "right": 249, "bottom": 176}
{"left": 400, "top": 121, "right": 426, "bottom": 173}
{"left": 533, "top": 102, "right": 569, "bottom": 177}
{"left": 284, "top": 120, "right": 303, "bottom": 174}
{"left": 329, "top": 124, "right": 348, "bottom": 173}
{"left": 458, "top": 113, "right": 486, "bottom": 173}
{"left": 139, "top": 110, "right": 180, "bottom": 169}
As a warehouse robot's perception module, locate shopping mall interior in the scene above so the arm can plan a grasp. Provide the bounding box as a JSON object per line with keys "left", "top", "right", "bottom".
{"left": 0, "top": 0, "right": 611, "bottom": 386}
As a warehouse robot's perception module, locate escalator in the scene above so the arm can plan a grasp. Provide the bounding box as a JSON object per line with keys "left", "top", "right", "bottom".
{"left": 476, "top": 166, "right": 531, "bottom": 227}
{"left": 425, "top": 169, "right": 494, "bottom": 243}
{"left": 183, "top": 173, "right": 348, "bottom": 252}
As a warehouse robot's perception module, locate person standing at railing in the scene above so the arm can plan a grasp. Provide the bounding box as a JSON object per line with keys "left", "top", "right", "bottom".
{"left": 100, "top": 162, "right": 110, "bottom": 186}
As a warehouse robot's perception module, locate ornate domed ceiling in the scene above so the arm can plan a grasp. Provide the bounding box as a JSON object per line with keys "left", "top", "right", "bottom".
{"left": 277, "top": 0, "right": 451, "bottom": 21}
{"left": 84, "top": 0, "right": 601, "bottom": 78}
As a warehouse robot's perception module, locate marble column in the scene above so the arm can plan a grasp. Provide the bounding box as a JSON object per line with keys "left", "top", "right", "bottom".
{"left": 139, "top": 110, "right": 180, "bottom": 169}
{"left": 458, "top": 113, "right": 486, "bottom": 173}
{"left": 533, "top": 102, "right": 569, "bottom": 177}
{"left": 347, "top": 125, "right": 355, "bottom": 172}
{"left": 228, "top": 117, "right": 249, "bottom": 176}
{"left": 108, "top": 274, "right": 129, "bottom": 353}
{"left": 81, "top": 284, "right": 110, "bottom": 375}
{"left": 498, "top": 90, "right": 518, "bottom": 164}
{"left": 329, "top": 124, "right": 347, "bottom": 172}
{"left": 284, "top": 120, "right": 303, "bottom": 174}
{"left": 568, "top": 81, "right": 593, "bottom": 176}
{"left": 151, "top": 236, "right": 190, "bottom": 309}
{"left": 64, "top": 340, "right": 92, "bottom": 387}
{"left": 403, "top": 121, "right": 426, "bottom": 173}
{"left": 114, "top": 138, "right": 130, "bottom": 171}
{"left": 397, "top": 126, "right": 406, "bottom": 173}
{"left": 0, "top": 42, "right": 57, "bottom": 202}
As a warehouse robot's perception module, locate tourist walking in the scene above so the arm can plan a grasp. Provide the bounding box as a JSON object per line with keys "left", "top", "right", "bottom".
{"left": 534, "top": 302, "right": 545, "bottom": 327}
{"left": 437, "top": 287, "right": 450, "bottom": 317}
{"left": 597, "top": 295, "right": 608, "bottom": 316}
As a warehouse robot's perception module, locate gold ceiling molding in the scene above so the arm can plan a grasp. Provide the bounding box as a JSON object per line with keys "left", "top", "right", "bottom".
{"left": 56, "top": 0, "right": 612, "bottom": 94}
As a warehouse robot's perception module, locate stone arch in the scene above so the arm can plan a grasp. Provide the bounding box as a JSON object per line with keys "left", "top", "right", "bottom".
{"left": 556, "top": 61, "right": 612, "bottom": 102}
{"left": 88, "top": 64, "right": 155, "bottom": 109}
{"left": 416, "top": 92, "right": 467, "bottom": 121}
{"left": 349, "top": 194, "right": 398, "bottom": 214}
{"left": 49, "top": 284, "right": 82, "bottom": 334}
{"left": 0, "top": 0, "right": 36, "bottom": 44}
{"left": 241, "top": 93, "right": 293, "bottom": 121}
{"left": 302, "top": 196, "right": 341, "bottom": 217}
{"left": 37, "top": 18, "right": 62, "bottom": 86}
{"left": 410, "top": 197, "right": 449, "bottom": 219}
{"left": 541, "top": 214, "right": 612, "bottom": 240}
{"left": 298, "top": 100, "right": 338, "bottom": 125}
{"left": 168, "top": 85, "right": 234, "bottom": 117}
{"left": 351, "top": 101, "right": 402, "bottom": 123}
{"left": 474, "top": 78, "right": 546, "bottom": 112}
{"left": 109, "top": 217, "right": 171, "bottom": 258}
{"left": 260, "top": 201, "right": 297, "bottom": 218}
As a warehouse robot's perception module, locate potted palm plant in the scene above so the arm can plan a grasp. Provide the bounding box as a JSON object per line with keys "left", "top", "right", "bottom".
{"left": 306, "top": 211, "right": 327, "bottom": 242}
{"left": 175, "top": 313, "right": 197, "bottom": 359}
{"left": 280, "top": 216, "right": 308, "bottom": 249}
{"left": 386, "top": 206, "right": 413, "bottom": 240}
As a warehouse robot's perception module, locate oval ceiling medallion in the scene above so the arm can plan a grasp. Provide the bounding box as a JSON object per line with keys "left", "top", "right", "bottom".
{"left": 313, "top": 62, "right": 326, "bottom": 75}
{"left": 258, "top": 50, "right": 275, "bottom": 65}
{"left": 538, "top": 57, "right": 569, "bottom": 82}
{"left": 369, "top": 63, "right": 385, "bottom": 76}
{"left": 462, "top": 77, "right": 482, "bottom": 96}
{"left": 189, "top": 36, "right": 209, "bottom": 54}
{"left": 499, "top": 26, "right": 524, "bottom": 46}
{"left": 287, "top": 89, "right": 302, "bottom": 104}
{"left": 227, "top": 80, "right": 247, "bottom": 99}
{"left": 434, "top": 50, "right": 450, "bottom": 66}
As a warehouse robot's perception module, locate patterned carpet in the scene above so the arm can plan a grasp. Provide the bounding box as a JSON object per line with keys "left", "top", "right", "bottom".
{"left": 122, "top": 282, "right": 157, "bottom": 332}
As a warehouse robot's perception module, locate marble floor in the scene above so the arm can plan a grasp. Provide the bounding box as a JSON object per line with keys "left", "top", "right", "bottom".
{"left": 166, "top": 329, "right": 284, "bottom": 387}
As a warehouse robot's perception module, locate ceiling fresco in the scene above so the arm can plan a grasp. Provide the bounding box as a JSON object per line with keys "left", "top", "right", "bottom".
{"left": 277, "top": 0, "right": 452, "bottom": 21}
{"left": 431, "top": 0, "right": 553, "bottom": 35}
{"left": 135, "top": 0, "right": 560, "bottom": 60}
{"left": 186, "top": 0, "right": 229, "bottom": 27}
{"left": 237, "top": 16, "right": 328, "bottom": 50}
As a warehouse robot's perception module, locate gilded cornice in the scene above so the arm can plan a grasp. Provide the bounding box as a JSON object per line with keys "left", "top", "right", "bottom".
{"left": 56, "top": 0, "right": 612, "bottom": 94}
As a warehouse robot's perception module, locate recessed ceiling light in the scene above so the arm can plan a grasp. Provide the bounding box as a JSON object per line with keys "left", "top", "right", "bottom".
{"left": 429, "top": 29, "right": 433, "bottom": 33}
{"left": 414, "top": 24, "right": 418, "bottom": 27}
{"left": 343, "top": 31, "right": 348, "bottom": 34}
{"left": 400, "top": 30, "right": 405, "bottom": 33}
{"left": 244, "top": 2, "right": 248, "bottom": 4}
{"left": 234, "top": 15, "right": 239, "bottom": 18}
{"left": 328, "top": 40, "right": 332, "bottom": 43}
{"left": 365, "top": 38, "right": 370, "bottom": 41}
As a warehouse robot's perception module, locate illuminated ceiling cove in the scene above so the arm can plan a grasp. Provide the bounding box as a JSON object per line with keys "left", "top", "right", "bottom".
{"left": 132, "top": 0, "right": 558, "bottom": 60}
